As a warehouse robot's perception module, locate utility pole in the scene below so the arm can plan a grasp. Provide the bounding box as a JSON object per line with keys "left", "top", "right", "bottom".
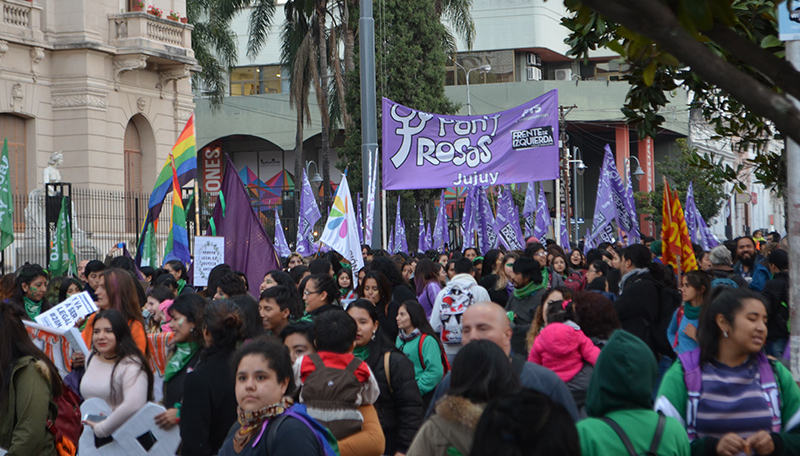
{"left": 559, "top": 105, "right": 576, "bottom": 245}
{"left": 359, "top": 0, "right": 381, "bottom": 250}
{"left": 786, "top": 39, "right": 800, "bottom": 381}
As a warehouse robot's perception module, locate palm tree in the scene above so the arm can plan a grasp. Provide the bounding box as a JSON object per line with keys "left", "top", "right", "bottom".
{"left": 434, "top": 0, "right": 476, "bottom": 52}
{"left": 187, "top": 0, "right": 240, "bottom": 107}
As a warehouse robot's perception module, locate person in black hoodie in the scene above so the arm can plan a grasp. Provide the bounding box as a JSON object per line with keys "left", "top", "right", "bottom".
{"left": 347, "top": 300, "right": 423, "bottom": 455}
{"left": 180, "top": 299, "right": 243, "bottom": 456}
{"left": 763, "top": 249, "right": 789, "bottom": 358}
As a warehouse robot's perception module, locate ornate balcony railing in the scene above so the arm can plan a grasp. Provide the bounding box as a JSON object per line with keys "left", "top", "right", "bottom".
{"left": 108, "top": 12, "right": 194, "bottom": 64}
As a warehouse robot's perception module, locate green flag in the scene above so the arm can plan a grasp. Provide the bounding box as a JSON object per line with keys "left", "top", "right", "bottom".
{"left": 139, "top": 222, "right": 158, "bottom": 267}
{"left": 0, "top": 139, "right": 14, "bottom": 250}
{"left": 48, "top": 197, "right": 76, "bottom": 276}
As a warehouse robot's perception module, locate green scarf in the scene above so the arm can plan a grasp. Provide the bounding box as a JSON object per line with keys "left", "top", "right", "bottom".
{"left": 177, "top": 279, "right": 187, "bottom": 295}
{"left": 353, "top": 345, "right": 370, "bottom": 361}
{"left": 24, "top": 297, "right": 42, "bottom": 320}
{"left": 164, "top": 342, "right": 200, "bottom": 383}
{"left": 512, "top": 269, "right": 548, "bottom": 299}
{"left": 684, "top": 302, "right": 702, "bottom": 320}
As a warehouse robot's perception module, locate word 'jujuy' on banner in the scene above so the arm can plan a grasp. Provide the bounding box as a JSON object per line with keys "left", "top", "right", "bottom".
{"left": 381, "top": 90, "right": 559, "bottom": 190}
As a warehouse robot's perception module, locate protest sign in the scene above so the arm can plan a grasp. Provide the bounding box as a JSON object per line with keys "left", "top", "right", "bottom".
{"left": 382, "top": 91, "right": 559, "bottom": 190}
{"left": 193, "top": 236, "right": 225, "bottom": 287}
{"left": 34, "top": 291, "right": 96, "bottom": 330}
{"left": 24, "top": 321, "right": 89, "bottom": 377}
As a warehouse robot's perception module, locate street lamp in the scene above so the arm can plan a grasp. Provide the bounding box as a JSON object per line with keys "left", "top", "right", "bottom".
{"left": 567, "top": 146, "right": 585, "bottom": 241}
{"left": 625, "top": 156, "right": 646, "bottom": 182}
{"left": 305, "top": 160, "right": 323, "bottom": 186}
{"left": 454, "top": 62, "right": 492, "bottom": 115}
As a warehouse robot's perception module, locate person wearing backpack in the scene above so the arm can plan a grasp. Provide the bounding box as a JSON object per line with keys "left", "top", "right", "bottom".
{"left": 577, "top": 330, "right": 690, "bottom": 456}
{"left": 0, "top": 301, "right": 66, "bottom": 456}
{"left": 762, "top": 249, "right": 789, "bottom": 358}
{"left": 707, "top": 246, "right": 747, "bottom": 289}
{"left": 395, "top": 300, "right": 447, "bottom": 410}
{"left": 656, "top": 289, "right": 800, "bottom": 456}
{"left": 429, "top": 258, "right": 490, "bottom": 364}
{"left": 218, "top": 338, "right": 333, "bottom": 456}
{"left": 294, "top": 309, "right": 379, "bottom": 440}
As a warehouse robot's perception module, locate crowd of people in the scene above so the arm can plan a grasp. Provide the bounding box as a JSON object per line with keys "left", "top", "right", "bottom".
{"left": 1, "top": 228, "right": 798, "bottom": 456}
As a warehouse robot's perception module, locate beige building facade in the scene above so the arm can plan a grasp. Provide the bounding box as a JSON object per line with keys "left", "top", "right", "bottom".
{"left": 0, "top": 0, "right": 196, "bottom": 195}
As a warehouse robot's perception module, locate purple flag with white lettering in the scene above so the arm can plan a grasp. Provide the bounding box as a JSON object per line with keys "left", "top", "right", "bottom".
{"left": 686, "top": 182, "right": 719, "bottom": 251}
{"left": 585, "top": 149, "right": 618, "bottom": 253}
{"left": 522, "top": 182, "right": 536, "bottom": 238}
{"left": 356, "top": 193, "right": 364, "bottom": 244}
{"left": 495, "top": 187, "right": 524, "bottom": 250}
{"left": 602, "top": 145, "right": 638, "bottom": 245}
{"left": 476, "top": 187, "right": 498, "bottom": 253}
{"left": 425, "top": 222, "right": 433, "bottom": 253}
{"left": 533, "top": 183, "right": 551, "bottom": 240}
{"left": 559, "top": 209, "right": 571, "bottom": 250}
{"left": 296, "top": 170, "right": 322, "bottom": 256}
{"left": 462, "top": 187, "right": 478, "bottom": 249}
{"left": 274, "top": 209, "right": 292, "bottom": 258}
{"left": 433, "top": 190, "right": 450, "bottom": 252}
{"left": 623, "top": 162, "right": 641, "bottom": 245}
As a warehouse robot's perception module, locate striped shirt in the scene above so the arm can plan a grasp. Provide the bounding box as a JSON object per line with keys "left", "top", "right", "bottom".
{"left": 695, "top": 357, "right": 774, "bottom": 439}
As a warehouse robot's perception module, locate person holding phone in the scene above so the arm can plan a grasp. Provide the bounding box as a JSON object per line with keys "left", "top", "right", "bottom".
{"left": 80, "top": 309, "right": 153, "bottom": 438}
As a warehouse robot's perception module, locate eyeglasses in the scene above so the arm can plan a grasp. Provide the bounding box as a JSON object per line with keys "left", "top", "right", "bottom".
{"left": 534, "top": 252, "right": 547, "bottom": 257}
{"left": 303, "top": 290, "right": 321, "bottom": 296}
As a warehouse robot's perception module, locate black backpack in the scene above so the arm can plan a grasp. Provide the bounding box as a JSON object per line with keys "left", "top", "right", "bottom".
{"left": 600, "top": 412, "right": 666, "bottom": 456}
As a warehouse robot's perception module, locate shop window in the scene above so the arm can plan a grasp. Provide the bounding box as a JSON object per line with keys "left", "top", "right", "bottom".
{"left": 230, "top": 65, "right": 283, "bottom": 96}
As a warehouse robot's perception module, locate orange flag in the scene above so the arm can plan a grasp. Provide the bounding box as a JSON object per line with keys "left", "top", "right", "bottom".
{"left": 661, "top": 180, "right": 697, "bottom": 274}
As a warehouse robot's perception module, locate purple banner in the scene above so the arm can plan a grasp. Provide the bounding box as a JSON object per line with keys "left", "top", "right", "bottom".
{"left": 433, "top": 190, "right": 450, "bottom": 252}
{"left": 425, "top": 222, "right": 433, "bottom": 253}
{"left": 559, "top": 209, "right": 571, "bottom": 250}
{"left": 382, "top": 91, "right": 560, "bottom": 190}
{"left": 477, "top": 188, "right": 499, "bottom": 253}
{"left": 602, "top": 145, "right": 638, "bottom": 245}
{"left": 274, "top": 209, "right": 292, "bottom": 258}
{"left": 393, "top": 196, "right": 408, "bottom": 254}
{"left": 686, "top": 182, "right": 719, "bottom": 251}
{"left": 522, "top": 182, "right": 536, "bottom": 238}
{"left": 462, "top": 187, "right": 478, "bottom": 249}
{"left": 495, "top": 187, "right": 524, "bottom": 250}
{"left": 533, "top": 183, "right": 551, "bottom": 240}
{"left": 296, "top": 170, "right": 322, "bottom": 256}
{"left": 623, "top": 163, "right": 642, "bottom": 245}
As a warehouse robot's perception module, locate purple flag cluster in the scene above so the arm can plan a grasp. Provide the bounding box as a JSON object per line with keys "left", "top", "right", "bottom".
{"left": 433, "top": 190, "right": 450, "bottom": 252}
{"left": 495, "top": 187, "right": 524, "bottom": 250}
{"left": 476, "top": 188, "right": 499, "bottom": 254}
{"left": 522, "top": 182, "right": 536, "bottom": 238}
{"left": 274, "top": 209, "right": 292, "bottom": 257}
{"left": 296, "top": 170, "right": 322, "bottom": 256}
{"left": 533, "top": 183, "right": 551, "bottom": 240}
{"left": 462, "top": 188, "right": 477, "bottom": 249}
{"left": 685, "top": 182, "right": 719, "bottom": 251}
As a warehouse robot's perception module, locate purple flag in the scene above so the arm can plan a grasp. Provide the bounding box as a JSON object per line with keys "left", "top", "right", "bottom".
{"left": 208, "top": 155, "right": 280, "bottom": 296}
{"left": 623, "top": 161, "right": 642, "bottom": 245}
{"left": 418, "top": 208, "right": 427, "bottom": 253}
{"left": 559, "top": 209, "right": 571, "bottom": 250}
{"left": 602, "top": 145, "right": 639, "bottom": 245}
{"left": 461, "top": 187, "right": 478, "bottom": 249}
{"left": 522, "top": 182, "right": 536, "bottom": 238}
{"left": 387, "top": 226, "right": 395, "bottom": 254}
{"left": 585, "top": 149, "right": 618, "bottom": 253}
{"left": 476, "top": 187, "right": 499, "bottom": 253}
{"left": 433, "top": 190, "right": 450, "bottom": 252}
{"left": 296, "top": 169, "right": 322, "bottom": 256}
{"left": 425, "top": 222, "right": 433, "bottom": 253}
{"left": 382, "top": 91, "right": 560, "bottom": 190}
{"left": 533, "top": 183, "right": 551, "bottom": 240}
{"left": 364, "top": 147, "right": 379, "bottom": 246}
{"left": 356, "top": 193, "right": 364, "bottom": 245}
{"left": 393, "top": 196, "right": 408, "bottom": 254}
{"left": 686, "top": 182, "right": 719, "bottom": 251}
{"left": 495, "top": 187, "right": 524, "bottom": 250}
{"left": 274, "top": 209, "right": 292, "bottom": 258}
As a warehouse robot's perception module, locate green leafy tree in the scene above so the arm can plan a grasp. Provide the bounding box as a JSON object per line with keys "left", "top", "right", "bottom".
{"left": 188, "top": 0, "right": 241, "bottom": 107}
{"left": 560, "top": 0, "right": 800, "bottom": 198}
{"left": 634, "top": 139, "right": 728, "bottom": 229}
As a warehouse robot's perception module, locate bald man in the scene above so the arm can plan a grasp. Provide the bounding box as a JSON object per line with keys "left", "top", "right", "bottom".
{"left": 425, "top": 302, "right": 580, "bottom": 420}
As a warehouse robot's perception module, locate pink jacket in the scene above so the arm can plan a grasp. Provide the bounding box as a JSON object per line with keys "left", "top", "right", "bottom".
{"left": 528, "top": 321, "right": 600, "bottom": 383}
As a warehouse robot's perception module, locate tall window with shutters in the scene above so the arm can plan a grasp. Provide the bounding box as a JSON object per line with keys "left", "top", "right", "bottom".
{"left": 124, "top": 119, "right": 143, "bottom": 233}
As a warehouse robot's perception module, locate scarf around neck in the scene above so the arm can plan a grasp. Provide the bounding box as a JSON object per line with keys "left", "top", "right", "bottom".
{"left": 24, "top": 296, "right": 43, "bottom": 320}
{"left": 177, "top": 279, "right": 187, "bottom": 295}
{"left": 233, "top": 397, "right": 293, "bottom": 453}
{"left": 164, "top": 341, "right": 200, "bottom": 383}
{"left": 513, "top": 269, "right": 548, "bottom": 299}
{"left": 398, "top": 328, "right": 421, "bottom": 342}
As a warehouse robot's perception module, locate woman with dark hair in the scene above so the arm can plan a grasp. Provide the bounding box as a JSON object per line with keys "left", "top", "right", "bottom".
{"left": 667, "top": 270, "right": 712, "bottom": 354}
{"left": 154, "top": 293, "right": 206, "bottom": 430}
{"left": 230, "top": 294, "right": 265, "bottom": 340}
{"left": 401, "top": 261, "right": 415, "bottom": 285}
{"left": 214, "top": 272, "right": 249, "bottom": 300}
{"left": 287, "top": 252, "right": 305, "bottom": 270}
{"left": 0, "top": 302, "right": 64, "bottom": 455}
{"left": 347, "top": 300, "right": 423, "bottom": 455}
{"left": 144, "top": 285, "right": 175, "bottom": 334}
{"left": 360, "top": 271, "right": 400, "bottom": 341}
{"left": 204, "top": 264, "right": 232, "bottom": 299}
{"left": 280, "top": 321, "right": 316, "bottom": 364}
{"left": 478, "top": 249, "right": 509, "bottom": 307}
{"left": 76, "top": 268, "right": 148, "bottom": 368}
{"left": 217, "top": 339, "right": 328, "bottom": 456}
{"left": 260, "top": 269, "right": 294, "bottom": 293}
{"left": 572, "top": 292, "right": 621, "bottom": 347}
{"left": 180, "top": 299, "right": 244, "bottom": 456}
{"left": 462, "top": 247, "right": 479, "bottom": 262}
{"left": 407, "top": 340, "right": 520, "bottom": 456}
{"left": 164, "top": 259, "right": 195, "bottom": 295}
{"left": 472, "top": 390, "right": 580, "bottom": 456}
{"left": 436, "top": 253, "right": 449, "bottom": 267}
{"left": 337, "top": 268, "right": 356, "bottom": 302}
{"left": 656, "top": 289, "right": 800, "bottom": 456}
{"left": 414, "top": 259, "right": 442, "bottom": 318}
{"left": 300, "top": 273, "right": 341, "bottom": 320}
{"left": 525, "top": 287, "right": 574, "bottom": 354}
{"left": 58, "top": 277, "right": 83, "bottom": 303}
{"left": 289, "top": 265, "right": 311, "bottom": 286}
{"left": 569, "top": 248, "right": 586, "bottom": 271}
{"left": 81, "top": 309, "right": 154, "bottom": 438}
{"left": 6, "top": 263, "right": 50, "bottom": 320}
{"left": 396, "top": 300, "right": 446, "bottom": 407}
{"left": 368, "top": 257, "right": 416, "bottom": 305}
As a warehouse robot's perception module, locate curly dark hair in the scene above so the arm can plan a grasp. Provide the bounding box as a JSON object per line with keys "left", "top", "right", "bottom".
{"left": 573, "top": 292, "right": 621, "bottom": 341}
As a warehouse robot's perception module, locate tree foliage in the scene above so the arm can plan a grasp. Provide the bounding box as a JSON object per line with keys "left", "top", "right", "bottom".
{"left": 634, "top": 139, "right": 728, "bottom": 228}
{"left": 560, "top": 0, "right": 800, "bottom": 196}
{"left": 188, "top": 0, "right": 240, "bottom": 107}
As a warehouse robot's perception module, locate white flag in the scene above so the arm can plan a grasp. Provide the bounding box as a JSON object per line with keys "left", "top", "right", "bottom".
{"left": 319, "top": 175, "right": 365, "bottom": 288}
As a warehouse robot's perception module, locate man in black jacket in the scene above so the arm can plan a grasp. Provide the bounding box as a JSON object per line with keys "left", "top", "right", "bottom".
{"left": 763, "top": 249, "right": 789, "bottom": 358}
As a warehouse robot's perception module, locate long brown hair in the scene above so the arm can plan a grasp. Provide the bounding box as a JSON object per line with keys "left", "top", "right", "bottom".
{"left": 525, "top": 287, "right": 574, "bottom": 351}
{"left": 103, "top": 268, "right": 145, "bottom": 327}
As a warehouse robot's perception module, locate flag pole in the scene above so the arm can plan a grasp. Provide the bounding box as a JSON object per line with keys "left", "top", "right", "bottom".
{"left": 194, "top": 179, "right": 201, "bottom": 236}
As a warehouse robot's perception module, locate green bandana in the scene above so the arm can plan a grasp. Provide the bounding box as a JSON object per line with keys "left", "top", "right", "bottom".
{"left": 24, "top": 297, "right": 42, "bottom": 320}
{"left": 353, "top": 345, "right": 371, "bottom": 361}
{"left": 164, "top": 342, "right": 200, "bottom": 383}
{"left": 513, "top": 269, "right": 548, "bottom": 299}
{"left": 684, "top": 302, "right": 701, "bottom": 320}
{"left": 177, "top": 279, "right": 187, "bottom": 295}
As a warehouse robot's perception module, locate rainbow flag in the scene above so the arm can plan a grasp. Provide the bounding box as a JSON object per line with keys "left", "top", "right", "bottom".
{"left": 136, "top": 115, "right": 196, "bottom": 266}
{"left": 163, "top": 155, "right": 191, "bottom": 266}
{"left": 661, "top": 179, "right": 697, "bottom": 274}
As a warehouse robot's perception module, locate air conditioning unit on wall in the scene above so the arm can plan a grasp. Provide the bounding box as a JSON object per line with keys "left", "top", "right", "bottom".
{"left": 526, "top": 52, "right": 541, "bottom": 67}
{"left": 555, "top": 68, "right": 573, "bottom": 81}
{"left": 526, "top": 66, "right": 542, "bottom": 81}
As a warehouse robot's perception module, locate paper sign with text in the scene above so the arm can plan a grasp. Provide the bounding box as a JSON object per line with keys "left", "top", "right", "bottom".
{"left": 35, "top": 291, "right": 97, "bottom": 330}
{"left": 193, "top": 236, "right": 225, "bottom": 287}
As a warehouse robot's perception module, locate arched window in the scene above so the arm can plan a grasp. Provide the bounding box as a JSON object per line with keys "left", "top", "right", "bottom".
{"left": 0, "top": 114, "right": 27, "bottom": 195}
{"left": 124, "top": 119, "right": 142, "bottom": 232}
